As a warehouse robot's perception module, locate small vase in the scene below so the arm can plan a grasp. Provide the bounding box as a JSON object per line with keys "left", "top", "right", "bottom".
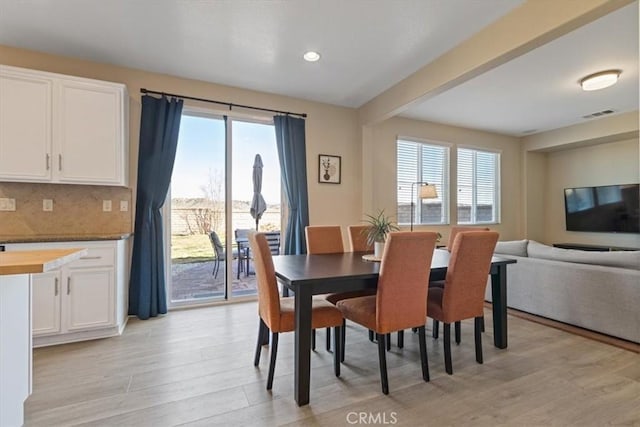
{"left": 374, "top": 241, "right": 384, "bottom": 258}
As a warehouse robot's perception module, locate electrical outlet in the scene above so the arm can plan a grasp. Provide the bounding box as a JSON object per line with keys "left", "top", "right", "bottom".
{"left": 0, "top": 198, "right": 16, "bottom": 211}
{"left": 43, "top": 199, "right": 53, "bottom": 212}
{"left": 102, "top": 200, "right": 112, "bottom": 212}
{"left": 120, "top": 200, "right": 128, "bottom": 212}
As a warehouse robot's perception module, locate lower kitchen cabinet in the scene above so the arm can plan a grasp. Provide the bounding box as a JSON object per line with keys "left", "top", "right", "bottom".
{"left": 9, "top": 239, "right": 129, "bottom": 347}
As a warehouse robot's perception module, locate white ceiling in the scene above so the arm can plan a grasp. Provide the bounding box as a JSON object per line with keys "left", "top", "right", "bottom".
{"left": 401, "top": 2, "right": 640, "bottom": 136}
{"left": 0, "top": 0, "right": 637, "bottom": 136}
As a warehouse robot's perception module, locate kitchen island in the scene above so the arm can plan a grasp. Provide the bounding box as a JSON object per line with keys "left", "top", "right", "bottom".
{"left": 0, "top": 248, "right": 86, "bottom": 427}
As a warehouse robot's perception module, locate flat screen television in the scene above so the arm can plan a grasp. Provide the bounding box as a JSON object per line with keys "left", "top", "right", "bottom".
{"left": 564, "top": 184, "right": 640, "bottom": 233}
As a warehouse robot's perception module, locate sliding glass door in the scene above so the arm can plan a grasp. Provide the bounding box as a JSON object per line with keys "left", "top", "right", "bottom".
{"left": 167, "top": 111, "right": 280, "bottom": 307}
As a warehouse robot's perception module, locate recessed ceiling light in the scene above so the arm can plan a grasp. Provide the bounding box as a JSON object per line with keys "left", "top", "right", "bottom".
{"left": 303, "top": 51, "right": 320, "bottom": 62}
{"left": 580, "top": 70, "right": 621, "bottom": 91}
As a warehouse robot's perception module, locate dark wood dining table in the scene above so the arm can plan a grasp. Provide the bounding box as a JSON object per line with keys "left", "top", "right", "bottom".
{"left": 272, "top": 249, "right": 517, "bottom": 406}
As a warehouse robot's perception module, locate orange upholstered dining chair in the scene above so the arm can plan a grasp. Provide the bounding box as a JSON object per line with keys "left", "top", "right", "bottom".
{"left": 336, "top": 231, "right": 438, "bottom": 395}
{"left": 305, "top": 225, "right": 344, "bottom": 254}
{"left": 250, "top": 232, "right": 343, "bottom": 390}
{"left": 347, "top": 224, "right": 373, "bottom": 252}
{"left": 305, "top": 225, "right": 377, "bottom": 355}
{"left": 427, "top": 231, "right": 499, "bottom": 375}
{"left": 445, "top": 226, "right": 490, "bottom": 251}
{"left": 432, "top": 226, "right": 491, "bottom": 340}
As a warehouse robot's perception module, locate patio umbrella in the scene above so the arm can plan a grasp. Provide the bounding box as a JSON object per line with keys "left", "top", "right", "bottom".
{"left": 250, "top": 154, "right": 267, "bottom": 230}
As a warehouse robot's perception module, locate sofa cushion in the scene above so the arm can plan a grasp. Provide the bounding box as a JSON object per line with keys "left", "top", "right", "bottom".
{"left": 494, "top": 240, "right": 528, "bottom": 257}
{"left": 527, "top": 240, "right": 640, "bottom": 270}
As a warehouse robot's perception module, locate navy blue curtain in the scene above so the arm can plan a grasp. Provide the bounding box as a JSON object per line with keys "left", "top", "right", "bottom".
{"left": 274, "top": 115, "right": 309, "bottom": 255}
{"left": 129, "top": 95, "right": 183, "bottom": 319}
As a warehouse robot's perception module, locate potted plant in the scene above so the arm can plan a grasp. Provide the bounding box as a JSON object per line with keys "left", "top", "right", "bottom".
{"left": 363, "top": 210, "right": 400, "bottom": 258}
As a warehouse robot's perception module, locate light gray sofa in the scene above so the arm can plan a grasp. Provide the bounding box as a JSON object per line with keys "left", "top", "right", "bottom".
{"left": 485, "top": 240, "right": 640, "bottom": 344}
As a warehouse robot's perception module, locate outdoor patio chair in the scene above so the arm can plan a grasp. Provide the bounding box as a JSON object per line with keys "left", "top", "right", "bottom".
{"left": 262, "top": 231, "right": 281, "bottom": 255}
{"left": 208, "top": 231, "right": 226, "bottom": 279}
{"left": 235, "top": 228, "right": 252, "bottom": 279}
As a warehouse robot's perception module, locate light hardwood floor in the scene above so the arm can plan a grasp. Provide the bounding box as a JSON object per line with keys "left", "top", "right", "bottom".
{"left": 25, "top": 302, "right": 640, "bottom": 426}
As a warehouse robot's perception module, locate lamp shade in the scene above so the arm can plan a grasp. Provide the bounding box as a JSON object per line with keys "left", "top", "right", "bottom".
{"left": 419, "top": 184, "right": 438, "bottom": 199}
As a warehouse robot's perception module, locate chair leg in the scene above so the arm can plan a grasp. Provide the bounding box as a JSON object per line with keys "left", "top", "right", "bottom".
{"left": 480, "top": 316, "right": 485, "bottom": 332}
{"left": 433, "top": 319, "right": 439, "bottom": 339}
{"left": 341, "top": 319, "right": 346, "bottom": 363}
{"left": 376, "top": 333, "right": 389, "bottom": 395}
{"left": 369, "top": 330, "right": 375, "bottom": 342}
{"left": 326, "top": 327, "right": 331, "bottom": 352}
{"left": 237, "top": 255, "right": 241, "bottom": 280}
{"left": 418, "top": 326, "right": 430, "bottom": 382}
{"left": 444, "top": 323, "right": 453, "bottom": 375}
{"left": 266, "top": 332, "right": 279, "bottom": 390}
{"left": 398, "top": 330, "right": 404, "bottom": 349}
{"left": 386, "top": 333, "right": 391, "bottom": 351}
{"left": 475, "top": 317, "right": 483, "bottom": 364}
{"left": 455, "top": 321, "right": 461, "bottom": 345}
{"left": 333, "top": 326, "right": 341, "bottom": 377}
{"left": 253, "top": 318, "right": 268, "bottom": 366}
{"left": 311, "top": 329, "right": 316, "bottom": 351}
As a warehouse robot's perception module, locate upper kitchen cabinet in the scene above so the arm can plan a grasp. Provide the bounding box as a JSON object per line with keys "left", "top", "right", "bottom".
{"left": 0, "top": 65, "right": 129, "bottom": 186}
{"left": 0, "top": 68, "right": 53, "bottom": 181}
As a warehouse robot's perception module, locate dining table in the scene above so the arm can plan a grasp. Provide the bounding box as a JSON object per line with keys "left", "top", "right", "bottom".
{"left": 272, "top": 249, "right": 517, "bottom": 406}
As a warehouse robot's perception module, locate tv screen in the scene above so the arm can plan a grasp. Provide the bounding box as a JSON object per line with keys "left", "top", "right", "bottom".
{"left": 564, "top": 184, "right": 640, "bottom": 233}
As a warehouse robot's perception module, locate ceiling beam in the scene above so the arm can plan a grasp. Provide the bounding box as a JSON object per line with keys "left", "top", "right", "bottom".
{"left": 357, "top": 0, "right": 635, "bottom": 126}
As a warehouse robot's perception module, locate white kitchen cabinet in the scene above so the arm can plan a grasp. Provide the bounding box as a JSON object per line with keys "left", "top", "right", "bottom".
{"left": 65, "top": 267, "right": 114, "bottom": 331}
{"left": 32, "top": 271, "right": 62, "bottom": 336}
{"left": 0, "top": 65, "right": 128, "bottom": 186}
{"left": 0, "top": 69, "right": 53, "bottom": 181}
{"left": 8, "top": 239, "right": 129, "bottom": 347}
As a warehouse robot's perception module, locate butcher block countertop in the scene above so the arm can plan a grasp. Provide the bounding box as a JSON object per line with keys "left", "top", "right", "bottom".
{"left": 0, "top": 248, "right": 88, "bottom": 275}
{"left": 0, "top": 233, "right": 132, "bottom": 244}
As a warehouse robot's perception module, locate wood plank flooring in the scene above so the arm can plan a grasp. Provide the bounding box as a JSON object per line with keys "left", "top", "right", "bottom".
{"left": 25, "top": 302, "right": 640, "bottom": 426}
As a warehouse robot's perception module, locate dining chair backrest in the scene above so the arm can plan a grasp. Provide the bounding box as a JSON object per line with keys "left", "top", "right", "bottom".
{"left": 446, "top": 226, "right": 490, "bottom": 251}
{"left": 249, "top": 231, "right": 281, "bottom": 331}
{"left": 305, "top": 225, "right": 344, "bottom": 254}
{"left": 348, "top": 225, "right": 373, "bottom": 252}
{"left": 442, "top": 231, "right": 499, "bottom": 322}
{"left": 376, "top": 231, "right": 438, "bottom": 333}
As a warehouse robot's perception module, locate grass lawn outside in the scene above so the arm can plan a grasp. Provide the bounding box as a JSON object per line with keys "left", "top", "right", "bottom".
{"left": 171, "top": 234, "right": 215, "bottom": 264}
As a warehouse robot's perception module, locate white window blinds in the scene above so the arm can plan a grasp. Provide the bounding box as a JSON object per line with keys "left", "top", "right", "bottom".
{"left": 457, "top": 148, "right": 500, "bottom": 224}
{"left": 397, "top": 139, "right": 449, "bottom": 225}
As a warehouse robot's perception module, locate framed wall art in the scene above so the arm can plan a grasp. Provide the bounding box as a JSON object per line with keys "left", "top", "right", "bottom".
{"left": 318, "top": 154, "right": 341, "bottom": 184}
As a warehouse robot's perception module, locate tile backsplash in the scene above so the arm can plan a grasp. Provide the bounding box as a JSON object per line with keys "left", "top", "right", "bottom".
{"left": 0, "top": 183, "right": 132, "bottom": 236}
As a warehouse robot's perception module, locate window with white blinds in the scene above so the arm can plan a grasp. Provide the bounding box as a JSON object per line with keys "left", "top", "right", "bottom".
{"left": 457, "top": 147, "right": 500, "bottom": 224}
{"left": 397, "top": 139, "right": 449, "bottom": 225}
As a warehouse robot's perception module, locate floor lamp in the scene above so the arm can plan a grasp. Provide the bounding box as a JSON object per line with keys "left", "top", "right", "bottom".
{"left": 410, "top": 182, "right": 438, "bottom": 231}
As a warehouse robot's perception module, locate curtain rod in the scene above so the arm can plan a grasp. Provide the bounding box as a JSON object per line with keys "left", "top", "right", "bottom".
{"left": 140, "top": 88, "right": 307, "bottom": 118}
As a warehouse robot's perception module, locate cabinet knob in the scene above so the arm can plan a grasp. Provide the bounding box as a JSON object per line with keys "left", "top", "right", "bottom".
{"left": 67, "top": 277, "right": 71, "bottom": 295}
{"left": 46, "top": 154, "right": 50, "bottom": 171}
{"left": 54, "top": 277, "right": 59, "bottom": 296}
{"left": 58, "top": 154, "right": 63, "bottom": 171}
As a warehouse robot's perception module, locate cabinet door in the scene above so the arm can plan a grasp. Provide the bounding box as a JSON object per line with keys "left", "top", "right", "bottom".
{"left": 0, "top": 70, "right": 52, "bottom": 181}
{"left": 31, "top": 271, "right": 61, "bottom": 336}
{"left": 64, "top": 267, "right": 115, "bottom": 331}
{"left": 56, "top": 81, "right": 124, "bottom": 185}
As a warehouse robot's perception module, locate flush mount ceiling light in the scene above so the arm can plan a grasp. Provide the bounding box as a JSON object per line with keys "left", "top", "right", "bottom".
{"left": 303, "top": 51, "right": 320, "bottom": 62}
{"left": 580, "top": 70, "right": 621, "bottom": 91}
